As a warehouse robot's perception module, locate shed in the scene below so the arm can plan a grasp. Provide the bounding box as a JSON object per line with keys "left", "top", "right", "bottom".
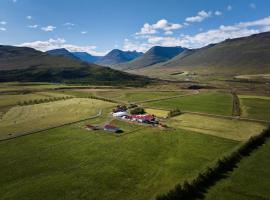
{"left": 103, "top": 124, "right": 121, "bottom": 133}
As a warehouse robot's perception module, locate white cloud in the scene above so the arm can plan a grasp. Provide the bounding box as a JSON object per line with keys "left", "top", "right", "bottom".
{"left": 164, "top": 30, "right": 173, "bottom": 35}
{"left": 0, "top": 21, "right": 7, "bottom": 25}
{"left": 249, "top": 3, "right": 256, "bottom": 9}
{"left": 28, "top": 24, "right": 39, "bottom": 28}
{"left": 185, "top": 10, "right": 212, "bottom": 23}
{"left": 136, "top": 19, "right": 182, "bottom": 35}
{"left": 18, "top": 38, "right": 106, "bottom": 56}
{"left": 63, "top": 22, "right": 75, "bottom": 26}
{"left": 81, "top": 31, "right": 87, "bottom": 34}
{"left": 41, "top": 25, "right": 56, "bottom": 32}
{"left": 123, "top": 16, "right": 270, "bottom": 52}
{"left": 215, "top": 11, "right": 222, "bottom": 16}
{"left": 227, "top": 5, "right": 232, "bottom": 11}
{"left": 0, "top": 27, "right": 7, "bottom": 31}
{"left": 26, "top": 16, "right": 32, "bottom": 20}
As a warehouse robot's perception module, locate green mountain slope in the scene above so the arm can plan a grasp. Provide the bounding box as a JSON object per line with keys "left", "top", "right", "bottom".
{"left": 161, "top": 31, "right": 270, "bottom": 74}
{"left": 96, "top": 49, "right": 143, "bottom": 66}
{"left": 0, "top": 45, "right": 151, "bottom": 86}
{"left": 113, "top": 46, "right": 186, "bottom": 70}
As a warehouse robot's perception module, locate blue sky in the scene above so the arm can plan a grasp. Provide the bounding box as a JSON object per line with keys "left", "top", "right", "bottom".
{"left": 0, "top": 0, "right": 270, "bottom": 55}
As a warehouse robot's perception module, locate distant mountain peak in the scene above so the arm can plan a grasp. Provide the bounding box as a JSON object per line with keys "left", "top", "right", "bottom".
{"left": 96, "top": 49, "right": 143, "bottom": 66}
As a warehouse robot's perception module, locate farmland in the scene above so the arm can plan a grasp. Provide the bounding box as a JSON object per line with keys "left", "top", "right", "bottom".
{"left": 0, "top": 121, "right": 238, "bottom": 200}
{"left": 143, "top": 92, "right": 233, "bottom": 116}
{"left": 239, "top": 95, "right": 270, "bottom": 121}
{"left": 0, "top": 82, "right": 269, "bottom": 200}
{"left": 167, "top": 113, "right": 266, "bottom": 141}
{"left": 0, "top": 98, "right": 114, "bottom": 140}
{"left": 205, "top": 136, "right": 270, "bottom": 200}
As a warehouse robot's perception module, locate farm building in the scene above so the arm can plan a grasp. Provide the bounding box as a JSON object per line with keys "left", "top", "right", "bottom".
{"left": 85, "top": 124, "right": 99, "bottom": 130}
{"left": 103, "top": 124, "right": 122, "bottom": 133}
{"left": 112, "top": 111, "right": 128, "bottom": 117}
{"left": 131, "top": 114, "right": 158, "bottom": 124}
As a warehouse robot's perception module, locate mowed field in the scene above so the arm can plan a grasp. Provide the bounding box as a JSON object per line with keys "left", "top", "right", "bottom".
{"left": 205, "top": 137, "right": 270, "bottom": 200}
{"left": 239, "top": 95, "right": 270, "bottom": 121}
{"left": 93, "top": 90, "right": 186, "bottom": 103}
{"left": 0, "top": 121, "right": 238, "bottom": 200}
{"left": 167, "top": 114, "right": 266, "bottom": 141}
{"left": 0, "top": 98, "right": 114, "bottom": 140}
{"left": 143, "top": 92, "right": 233, "bottom": 116}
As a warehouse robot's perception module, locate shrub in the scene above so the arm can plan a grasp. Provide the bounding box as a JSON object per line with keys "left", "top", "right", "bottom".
{"left": 168, "top": 108, "right": 181, "bottom": 118}
{"left": 130, "top": 107, "right": 145, "bottom": 115}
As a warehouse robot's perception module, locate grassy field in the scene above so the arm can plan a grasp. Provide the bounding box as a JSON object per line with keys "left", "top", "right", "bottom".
{"left": 205, "top": 138, "right": 270, "bottom": 200}
{"left": 167, "top": 114, "right": 266, "bottom": 141}
{"left": 143, "top": 92, "right": 233, "bottom": 116}
{"left": 0, "top": 82, "right": 65, "bottom": 92}
{"left": 94, "top": 90, "right": 186, "bottom": 103}
{"left": 0, "top": 98, "right": 114, "bottom": 140}
{"left": 0, "top": 121, "right": 238, "bottom": 200}
{"left": 239, "top": 95, "right": 270, "bottom": 121}
{"left": 145, "top": 108, "right": 169, "bottom": 118}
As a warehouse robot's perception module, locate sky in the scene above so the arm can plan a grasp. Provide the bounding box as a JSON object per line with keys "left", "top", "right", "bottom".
{"left": 1, "top": 0, "right": 270, "bottom": 55}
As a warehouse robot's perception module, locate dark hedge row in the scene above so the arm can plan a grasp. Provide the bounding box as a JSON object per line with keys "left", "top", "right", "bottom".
{"left": 156, "top": 126, "right": 270, "bottom": 200}
{"left": 168, "top": 108, "right": 182, "bottom": 118}
{"left": 18, "top": 96, "right": 73, "bottom": 106}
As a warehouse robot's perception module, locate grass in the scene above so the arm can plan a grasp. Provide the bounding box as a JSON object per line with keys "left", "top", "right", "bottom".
{"left": 0, "top": 122, "right": 238, "bottom": 200}
{"left": 0, "top": 98, "right": 114, "bottom": 140}
{"left": 145, "top": 108, "right": 169, "bottom": 118}
{"left": 167, "top": 113, "right": 266, "bottom": 141}
{"left": 239, "top": 95, "right": 270, "bottom": 121}
{"left": 205, "top": 137, "right": 270, "bottom": 200}
{"left": 0, "top": 93, "right": 48, "bottom": 107}
{"left": 95, "top": 90, "right": 185, "bottom": 103}
{"left": 143, "top": 92, "right": 233, "bottom": 116}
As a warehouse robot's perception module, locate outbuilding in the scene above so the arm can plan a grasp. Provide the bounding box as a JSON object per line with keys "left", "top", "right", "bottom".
{"left": 103, "top": 124, "right": 121, "bottom": 133}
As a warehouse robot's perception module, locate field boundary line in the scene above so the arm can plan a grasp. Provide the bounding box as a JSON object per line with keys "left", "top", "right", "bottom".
{"left": 142, "top": 106, "right": 270, "bottom": 124}
{"left": 134, "top": 90, "right": 200, "bottom": 104}
{"left": 0, "top": 109, "right": 102, "bottom": 142}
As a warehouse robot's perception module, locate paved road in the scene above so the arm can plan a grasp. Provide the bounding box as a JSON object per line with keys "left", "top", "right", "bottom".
{"left": 0, "top": 109, "right": 103, "bottom": 142}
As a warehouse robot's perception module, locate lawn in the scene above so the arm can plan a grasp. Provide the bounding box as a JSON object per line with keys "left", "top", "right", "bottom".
{"left": 239, "top": 95, "right": 270, "bottom": 121}
{"left": 205, "top": 138, "right": 270, "bottom": 200}
{"left": 143, "top": 92, "right": 233, "bottom": 116}
{"left": 0, "top": 122, "right": 238, "bottom": 200}
{"left": 167, "top": 114, "right": 266, "bottom": 141}
{"left": 0, "top": 98, "right": 114, "bottom": 140}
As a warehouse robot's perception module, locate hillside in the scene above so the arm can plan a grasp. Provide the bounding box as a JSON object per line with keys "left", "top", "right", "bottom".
{"left": 0, "top": 45, "right": 151, "bottom": 86}
{"left": 72, "top": 52, "right": 102, "bottom": 63}
{"left": 46, "top": 48, "right": 80, "bottom": 60}
{"left": 114, "top": 46, "right": 186, "bottom": 70}
{"left": 96, "top": 49, "right": 143, "bottom": 66}
{"left": 161, "top": 31, "right": 270, "bottom": 74}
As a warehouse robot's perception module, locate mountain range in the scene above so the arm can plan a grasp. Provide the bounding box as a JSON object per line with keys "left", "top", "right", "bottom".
{"left": 126, "top": 31, "right": 270, "bottom": 77}
{"left": 1, "top": 31, "right": 270, "bottom": 85}
{"left": 0, "top": 45, "right": 151, "bottom": 86}
{"left": 113, "top": 46, "right": 186, "bottom": 70}
{"left": 96, "top": 49, "right": 143, "bottom": 66}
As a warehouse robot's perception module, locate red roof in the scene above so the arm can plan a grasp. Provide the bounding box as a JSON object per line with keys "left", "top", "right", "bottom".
{"left": 132, "top": 114, "right": 155, "bottom": 121}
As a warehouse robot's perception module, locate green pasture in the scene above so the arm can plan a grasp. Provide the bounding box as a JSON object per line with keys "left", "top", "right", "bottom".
{"left": 143, "top": 92, "right": 233, "bottom": 116}
{"left": 167, "top": 114, "right": 266, "bottom": 141}
{"left": 205, "top": 137, "right": 270, "bottom": 200}
{"left": 239, "top": 95, "right": 270, "bottom": 121}
{"left": 0, "top": 98, "right": 114, "bottom": 140}
{"left": 94, "top": 90, "right": 186, "bottom": 103}
{"left": 0, "top": 122, "right": 238, "bottom": 200}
